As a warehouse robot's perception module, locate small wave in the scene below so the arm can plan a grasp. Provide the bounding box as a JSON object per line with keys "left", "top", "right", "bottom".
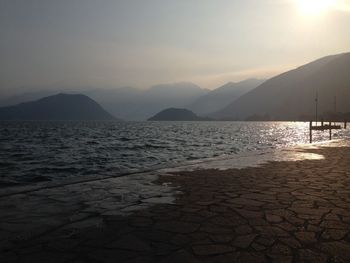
{"left": 29, "top": 167, "right": 81, "bottom": 174}
{"left": 119, "top": 137, "right": 132, "bottom": 141}
{"left": 86, "top": 141, "right": 99, "bottom": 145}
{"left": 1, "top": 121, "right": 349, "bottom": 188}
{"left": 144, "top": 143, "right": 167, "bottom": 149}
{"left": 0, "top": 180, "right": 20, "bottom": 187}
{"left": 121, "top": 144, "right": 168, "bottom": 150}
{"left": 26, "top": 175, "right": 51, "bottom": 183}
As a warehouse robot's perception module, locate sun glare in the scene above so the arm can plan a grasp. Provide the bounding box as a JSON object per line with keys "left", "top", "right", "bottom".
{"left": 297, "top": 0, "right": 337, "bottom": 16}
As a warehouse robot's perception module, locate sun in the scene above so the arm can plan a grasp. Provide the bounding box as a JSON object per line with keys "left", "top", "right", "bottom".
{"left": 297, "top": 0, "right": 337, "bottom": 16}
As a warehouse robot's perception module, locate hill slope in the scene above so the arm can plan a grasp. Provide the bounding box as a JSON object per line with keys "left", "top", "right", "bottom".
{"left": 212, "top": 53, "right": 350, "bottom": 120}
{"left": 189, "top": 79, "right": 264, "bottom": 116}
{"left": 148, "top": 108, "right": 209, "bottom": 121}
{"left": 0, "top": 93, "right": 116, "bottom": 120}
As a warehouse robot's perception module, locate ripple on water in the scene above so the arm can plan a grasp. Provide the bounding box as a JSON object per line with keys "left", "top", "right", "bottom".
{"left": 0, "top": 121, "right": 349, "bottom": 186}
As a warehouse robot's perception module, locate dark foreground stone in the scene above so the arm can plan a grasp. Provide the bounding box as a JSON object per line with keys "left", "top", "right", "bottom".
{"left": 1, "top": 146, "right": 350, "bottom": 262}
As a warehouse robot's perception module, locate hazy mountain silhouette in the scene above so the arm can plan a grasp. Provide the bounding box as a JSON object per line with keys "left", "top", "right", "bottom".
{"left": 0, "top": 90, "right": 60, "bottom": 107}
{"left": 0, "top": 93, "right": 116, "bottom": 120}
{"left": 0, "top": 83, "right": 209, "bottom": 121}
{"left": 148, "top": 108, "right": 210, "bottom": 121}
{"left": 85, "top": 82, "right": 209, "bottom": 120}
{"left": 212, "top": 52, "right": 350, "bottom": 120}
{"left": 189, "top": 79, "right": 264, "bottom": 116}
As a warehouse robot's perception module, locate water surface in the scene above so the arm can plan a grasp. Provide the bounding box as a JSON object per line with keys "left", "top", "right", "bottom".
{"left": 0, "top": 121, "right": 348, "bottom": 187}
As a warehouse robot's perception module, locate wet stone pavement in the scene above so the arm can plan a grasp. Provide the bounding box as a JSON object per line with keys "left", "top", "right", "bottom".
{"left": 1, "top": 146, "right": 350, "bottom": 262}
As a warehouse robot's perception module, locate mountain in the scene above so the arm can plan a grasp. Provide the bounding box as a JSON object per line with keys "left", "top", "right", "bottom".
{"left": 212, "top": 52, "right": 350, "bottom": 120}
{"left": 148, "top": 108, "right": 210, "bottom": 121}
{"left": 0, "top": 83, "right": 209, "bottom": 121}
{"left": 188, "top": 79, "right": 264, "bottom": 116}
{"left": 0, "top": 90, "right": 59, "bottom": 107}
{"left": 85, "top": 82, "right": 209, "bottom": 121}
{"left": 83, "top": 86, "right": 144, "bottom": 121}
{"left": 0, "top": 93, "right": 116, "bottom": 120}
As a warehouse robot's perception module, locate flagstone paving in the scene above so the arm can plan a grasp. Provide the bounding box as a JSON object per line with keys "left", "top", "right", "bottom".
{"left": 1, "top": 146, "right": 350, "bottom": 262}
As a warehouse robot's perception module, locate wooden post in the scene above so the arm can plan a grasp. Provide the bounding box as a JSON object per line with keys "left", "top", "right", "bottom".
{"left": 345, "top": 121, "right": 347, "bottom": 129}
{"left": 309, "top": 121, "right": 312, "bottom": 143}
{"left": 329, "top": 122, "right": 332, "bottom": 140}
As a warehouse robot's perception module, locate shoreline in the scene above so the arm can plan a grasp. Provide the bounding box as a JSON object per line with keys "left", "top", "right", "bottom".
{"left": 1, "top": 142, "right": 350, "bottom": 261}
{"left": 3, "top": 120, "right": 349, "bottom": 194}
{"left": 2, "top": 138, "right": 346, "bottom": 198}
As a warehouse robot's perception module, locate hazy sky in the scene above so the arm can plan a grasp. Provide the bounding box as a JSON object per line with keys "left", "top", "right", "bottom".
{"left": 1, "top": 0, "right": 349, "bottom": 94}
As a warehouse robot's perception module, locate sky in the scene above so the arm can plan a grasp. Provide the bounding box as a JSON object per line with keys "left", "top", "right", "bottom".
{"left": 1, "top": 0, "right": 350, "bottom": 95}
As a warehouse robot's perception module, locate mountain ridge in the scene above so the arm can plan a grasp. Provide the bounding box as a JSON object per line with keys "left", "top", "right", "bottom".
{"left": 189, "top": 79, "right": 264, "bottom": 116}
{"left": 0, "top": 93, "right": 117, "bottom": 121}
{"left": 148, "top": 108, "right": 210, "bottom": 121}
{"left": 212, "top": 52, "right": 350, "bottom": 120}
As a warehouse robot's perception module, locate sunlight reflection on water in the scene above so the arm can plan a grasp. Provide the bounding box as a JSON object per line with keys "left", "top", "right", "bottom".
{"left": 0, "top": 121, "right": 349, "bottom": 186}
{"left": 162, "top": 139, "right": 350, "bottom": 173}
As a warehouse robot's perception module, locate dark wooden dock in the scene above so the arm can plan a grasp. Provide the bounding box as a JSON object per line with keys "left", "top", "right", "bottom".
{"left": 309, "top": 121, "right": 347, "bottom": 143}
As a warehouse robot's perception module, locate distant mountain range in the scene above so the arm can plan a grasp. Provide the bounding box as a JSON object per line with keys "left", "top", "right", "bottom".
{"left": 85, "top": 82, "right": 209, "bottom": 121}
{"left": 0, "top": 82, "right": 210, "bottom": 121}
{"left": 1, "top": 52, "right": 349, "bottom": 121}
{"left": 0, "top": 93, "right": 116, "bottom": 120}
{"left": 188, "top": 79, "right": 264, "bottom": 116}
{"left": 1, "top": 80, "right": 259, "bottom": 121}
{"left": 148, "top": 108, "right": 210, "bottom": 121}
{"left": 212, "top": 52, "right": 350, "bottom": 120}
